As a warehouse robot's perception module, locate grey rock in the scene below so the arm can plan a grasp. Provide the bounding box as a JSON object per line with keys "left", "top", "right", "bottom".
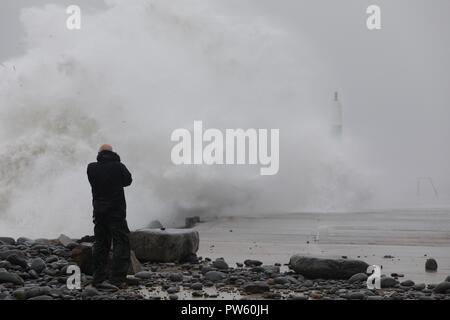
{"left": 95, "top": 282, "right": 119, "bottom": 291}
{"left": 6, "top": 254, "right": 28, "bottom": 269}
{"left": 391, "top": 273, "right": 404, "bottom": 278}
{"left": 16, "top": 237, "right": 34, "bottom": 245}
{"left": 169, "top": 273, "right": 183, "bottom": 282}
{"left": 28, "top": 270, "right": 39, "bottom": 279}
{"left": 204, "top": 271, "right": 226, "bottom": 282}
{"left": 445, "top": 275, "right": 450, "bottom": 282}
{"left": 243, "top": 281, "right": 270, "bottom": 294}
{"left": 286, "top": 275, "right": 302, "bottom": 284}
{"left": 24, "top": 286, "right": 51, "bottom": 299}
{"left": 201, "top": 266, "right": 214, "bottom": 274}
{"left": 250, "top": 265, "right": 280, "bottom": 274}
{"left": 13, "top": 289, "right": 26, "bottom": 300}
{"left": 135, "top": 271, "right": 152, "bottom": 279}
{"left": 33, "top": 239, "right": 52, "bottom": 246}
{"left": 347, "top": 292, "right": 366, "bottom": 300}
{"left": 349, "top": 273, "right": 368, "bottom": 283}
{"left": 212, "top": 258, "right": 229, "bottom": 270}
{"left": 400, "top": 280, "right": 415, "bottom": 287}
{"left": 381, "top": 277, "right": 398, "bottom": 288}
{"left": 28, "top": 295, "right": 54, "bottom": 300}
{"left": 367, "top": 296, "right": 384, "bottom": 301}
{"left": 166, "top": 287, "right": 179, "bottom": 294}
{"left": 250, "top": 266, "right": 265, "bottom": 272}
{"left": 303, "top": 280, "right": 314, "bottom": 287}
{"left": 191, "top": 282, "right": 203, "bottom": 290}
{"left": 81, "top": 286, "right": 100, "bottom": 298}
{"left": 425, "top": 258, "right": 438, "bottom": 271}
{"left": 263, "top": 292, "right": 281, "bottom": 299}
{"left": 244, "top": 259, "right": 263, "bottom": 267}
{"left": 433, "top": 282, "right": 450, "bottom": 294}
{"left": 30, "top": 258, "right": 46, "bottom": 274}
{"left": 0, "top": 237, "right": 15, "bottom": 245}
{"left": 45, "top": 256, "right": 59, "bottom": 264}
{"left": 129, "top": 228, "right": 199, "bottom": 263}
{"left": 57, "top": 234, "right": 78, "bottom": 249}
{"left": 289, "top": 294, "right": 308, "bottom": 300}
{"left": 0, "top": 250, "right": 25, "bottom": 260}
{"left": 262, "top": 265, "right": 280, "bottom": 274}
{"left": 289, "top": 255, "right": 369, "bottom": 280}
{"left": 0, "top": 271, "right": 24, "bottom": 285}
{"left": 413, "top": 283, "right": 426, "bottom": 290}
{"left": 169, "top": 294, "right": 178, "bottom": 300}
{"left": 274, "top": 277, "right": 290, "bottom": 285}
{"left": 192, "top": 291, "right": 204, "bottom": 297}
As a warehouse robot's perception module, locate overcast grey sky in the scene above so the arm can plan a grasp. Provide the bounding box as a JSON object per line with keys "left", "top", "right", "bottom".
{"left": 1, "top": 0, "right": 450, "bottom": 203}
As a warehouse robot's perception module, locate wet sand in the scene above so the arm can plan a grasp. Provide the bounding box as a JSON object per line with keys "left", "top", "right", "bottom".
{"left": 196, "top": 209, "right": 450, "bottom": 284}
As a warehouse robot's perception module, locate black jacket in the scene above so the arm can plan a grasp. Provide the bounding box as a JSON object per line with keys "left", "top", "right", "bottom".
{"left": 87, "top": 150, "right": 132, "bottom": 220}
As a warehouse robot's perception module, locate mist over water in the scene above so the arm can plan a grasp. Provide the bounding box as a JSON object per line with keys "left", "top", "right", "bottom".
{"left": 0, "top": 0, "right": 374, "bottom": 238}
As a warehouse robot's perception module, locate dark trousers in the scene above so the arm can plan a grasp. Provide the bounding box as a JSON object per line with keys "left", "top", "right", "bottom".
{"left": 92, "top": 217, "right": 131, "bottom": 284}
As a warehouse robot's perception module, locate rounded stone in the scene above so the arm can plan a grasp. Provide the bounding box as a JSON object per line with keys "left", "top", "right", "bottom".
{"left": 243, "top": 281, "right": 270, "bottom": 294}
{"left": 400, "top": 280, "right": 415, "bottom": 287}
{"left": 191, "top": 282, "right": 203, "bottom": 290}
{"left": 425, "top": 258, "right": 438, "bottom": 272}
{"left": 204, "top": 271, "right": 225, "bottom": 282}
{"left": 289, "top": 255, "right": 369, "bottom": 280}
{"left": 381, "top": 277, "right": 398, "bottom": 288}
{"left": 169, "top": 273, "right": 183, "bottom": 282}
{"left": 30, "top": 258, "right": 46, "bottom": 274}
{"left": 212, "top": 259, "right": 229, "bottom": 270}
{"left": 348, "top": 273, "right": 368, "bottom": 283}
{"left": 433, "top": 282, "right": 450, "bottom": 294}
{"left": 166, "top": 287, "right": 179, "bottom": 294}
{"left": 135, "top": 271, "right": 152, "bottom": 279}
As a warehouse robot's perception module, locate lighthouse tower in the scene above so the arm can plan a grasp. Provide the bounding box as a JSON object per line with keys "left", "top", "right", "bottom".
{"left": 331, "top": 91, "right": 343, "bottom": 139}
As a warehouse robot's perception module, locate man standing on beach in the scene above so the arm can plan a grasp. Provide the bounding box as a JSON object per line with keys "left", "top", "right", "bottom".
{"left": 87, "top": 144, "right": 133, "bottom": 287}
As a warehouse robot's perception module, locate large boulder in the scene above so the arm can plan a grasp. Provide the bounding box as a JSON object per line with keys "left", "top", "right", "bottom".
{"left": 0, "top": 250, "right": 25, "bottom": 260}
{"left": 289, "top": 255, "right": 369, "bottom": 280}
{"left": 433, "top": 282, "right": 450, "bottom": 294}
{"left": 57, "top": 234, "right": 79, "bottom": 249}
{"left": 425, "top": 258, "right": 438, "bottom": 272}
{"left": 381, "top": 277, "right": 398, "bottom": 288}
{"left": 0, "top": 237, "right": 15, "bottom": 245}
{"left": 129, "top": 228, "right": 199, "bottom": 263}
{"left": 71, "top": 243, "right": 142, "bottom": 275}
{"left": 0, "top": 271, "right": 24, "bottom": 285}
